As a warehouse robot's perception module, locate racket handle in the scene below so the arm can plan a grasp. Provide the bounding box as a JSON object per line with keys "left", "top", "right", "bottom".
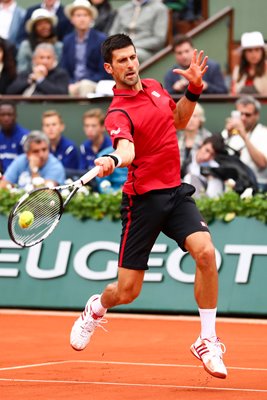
{"left": 80, "top": 166, "right": 100, "bottom": 185}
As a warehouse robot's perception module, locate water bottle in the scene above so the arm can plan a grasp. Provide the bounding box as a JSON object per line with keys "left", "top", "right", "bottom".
{"left": 230, "top": 110, "right": 241, "bottom": 135}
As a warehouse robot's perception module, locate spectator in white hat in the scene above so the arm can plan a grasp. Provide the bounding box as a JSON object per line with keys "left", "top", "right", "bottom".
{"left": 61, "top": 0, "right": 110, "bottom": 96}
{"left": 17, "top": 8, "right": 63, "bottom": 73}
{"left": 17, "top": 0, "right": 73, "bottom": 43}
{"left": 231, "top": 31, "right": 267, "bottom": 95}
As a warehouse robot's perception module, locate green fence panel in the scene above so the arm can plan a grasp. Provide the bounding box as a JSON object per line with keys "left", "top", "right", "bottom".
{"left": 16, "top": 100, "right": 112, "bottom": 146}
{"left": 209, "top": 0, "right": 267, "bottom": 41}
{"left": 13, "top": 98, "right": 267, "bottom": 143}
{"left": 0, "top": 214, "right": 266, "bottom": 315}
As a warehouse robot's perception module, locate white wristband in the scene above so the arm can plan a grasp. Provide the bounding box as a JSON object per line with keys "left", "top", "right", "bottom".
{"left": 110, "top": 153, "right": 122, "bottom": 168}
{"left": 102, "top": 153, "right": 122, "bottom": 167}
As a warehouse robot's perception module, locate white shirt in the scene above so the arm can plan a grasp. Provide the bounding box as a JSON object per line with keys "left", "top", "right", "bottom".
{"left": 41, "top": 0, "right": 60, "bottom": 15}
{"left": 222, "top": 123, "right": 267, "bottom": 184}
{"left": 0, "top": 1, "right": 16, "bottom": 39}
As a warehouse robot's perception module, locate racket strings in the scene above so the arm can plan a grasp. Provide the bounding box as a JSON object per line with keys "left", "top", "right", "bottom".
{"left": 11, "top": 189, "right": 62, "bottom": 246}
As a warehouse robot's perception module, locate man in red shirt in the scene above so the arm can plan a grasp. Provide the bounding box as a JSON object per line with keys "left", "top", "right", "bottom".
{"left": 70, "top": 34, "right": 227, "bottom": 379}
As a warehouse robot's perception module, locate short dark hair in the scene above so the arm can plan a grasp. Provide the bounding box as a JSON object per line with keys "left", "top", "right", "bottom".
{"left": 201, "top": 135, "right": 225, "bottom": 155}
{"left": 101, "top": 34, "right": 136, "bottom": 64}
{"left": 172, "top": 34, "right": 193, "bottom": 51}
{"left": 0, "top": 100, "right": 16, "bottom": 112}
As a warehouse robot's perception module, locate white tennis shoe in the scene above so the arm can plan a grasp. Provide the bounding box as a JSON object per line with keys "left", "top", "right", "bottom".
{"left": 70, "top": 294, "right": 107, "bottom": 351}
{"left": 190, "top": 336, "right": 227, "bottom": 379}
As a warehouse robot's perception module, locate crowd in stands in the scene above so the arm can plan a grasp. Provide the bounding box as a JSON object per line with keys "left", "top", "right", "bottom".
{"left": 178, "top": 96, "right": 267, "bottom": 196}
{"left": 0, "top": 0, "right": 214, "bottom": 96}
{"left": 0, "top": 0, "right": 266, "bottom": 97}
{"left": 0, "top": 0, "right": 266, "bottom": 197}
{"left": 0, "top": 100, "right": 127, "bottom": 193}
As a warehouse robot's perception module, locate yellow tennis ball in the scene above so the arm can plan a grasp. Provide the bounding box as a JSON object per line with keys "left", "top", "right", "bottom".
{"left": 18, "top": 211, "right": 34, "bottom": 229}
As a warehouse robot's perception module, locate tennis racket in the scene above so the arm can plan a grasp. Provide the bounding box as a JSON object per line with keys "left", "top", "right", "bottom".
{"left": 8, "top": 166, "right": 100, "bottom": 248}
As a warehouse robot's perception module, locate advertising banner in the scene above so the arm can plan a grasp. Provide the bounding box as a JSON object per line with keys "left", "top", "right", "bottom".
{"left": 0, "top": 215, "right": 266, "bottom": 315}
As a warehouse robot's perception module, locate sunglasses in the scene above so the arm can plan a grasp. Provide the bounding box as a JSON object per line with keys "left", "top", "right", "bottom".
{"left": 240, "top": 112, "right": 255, "bottom": 117}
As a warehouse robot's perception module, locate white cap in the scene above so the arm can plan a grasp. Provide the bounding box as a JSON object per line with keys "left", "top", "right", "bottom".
{"left": 26, "top": 8, "right": 58, "bottom": 33}
{"left": 241, "top": 31, "right": 265, "bottom": 49}
{"left": 64, "top": 0, "right": 98, "bottom": 20}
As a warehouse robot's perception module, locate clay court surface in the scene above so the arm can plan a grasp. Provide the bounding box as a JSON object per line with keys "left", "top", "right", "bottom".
{"left": 0, "top": 310, "right": 267, "bottom": 400}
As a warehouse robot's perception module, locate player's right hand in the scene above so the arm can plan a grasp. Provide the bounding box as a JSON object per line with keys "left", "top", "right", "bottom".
{"left": 95, "top": 156, "right": 115, "bottom": 177}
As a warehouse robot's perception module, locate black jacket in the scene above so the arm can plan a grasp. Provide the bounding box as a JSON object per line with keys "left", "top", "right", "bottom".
{"left": 6, "top": 66, "right": 69, "bottom": 95}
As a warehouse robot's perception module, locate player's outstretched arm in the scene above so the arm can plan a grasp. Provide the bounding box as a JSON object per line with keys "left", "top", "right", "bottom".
{"left": 95, "top": 139, "right": 135, "bottom": 177}
{"left": 172, "top": 49, "right": 208, "bottom": 129}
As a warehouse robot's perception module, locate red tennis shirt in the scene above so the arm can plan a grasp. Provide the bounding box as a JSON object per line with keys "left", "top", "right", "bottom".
{"left": 105, "top": 78, "right": 181, "bottom": 195}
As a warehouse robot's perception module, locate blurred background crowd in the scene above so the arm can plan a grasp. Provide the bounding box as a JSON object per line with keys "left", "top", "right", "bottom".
{"left": 0, "top": 0, "right": 266, "bottom": 197}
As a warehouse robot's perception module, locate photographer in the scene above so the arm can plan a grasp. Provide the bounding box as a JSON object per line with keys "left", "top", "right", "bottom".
{"left": 181, "top": 135, "right": 225, "bottom": 198}
{"left": 221, "top": 96, "right": 267, "bottom": 192}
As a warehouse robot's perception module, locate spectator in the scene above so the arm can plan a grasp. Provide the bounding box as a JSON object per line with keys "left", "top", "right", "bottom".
{"left": 7, "top": 43, "right": 69, "bottom": 95}
{"left": 0, "top": 38, "right": 16, "bottom": 94}
{"left": 109, "top": 0, "right": 168, "bottom": 63}
{"left": 178, "top": 102, "right": 212, "bottom": 166}
{"left": 164, "top": 35, "right": 228, "bottom": 94}
{"left": 0, "top": 101, "right": 29, "bottom": 174}
{"left": 0, "top": 130, "right": 65, "bottom": 190}
{"left": 221, "top": 96, "right": 267, "bottom": 192}
{"left": 62, "top": 0, "right": 109, "bottom": 97}
{"left": 96, "top": 145, "right": 127, "bottom": 193}
{"left": 89, "top": 0, "right": 116, "bottom": 35}
{"left": 231, "top": 31, "right": 267, "bottom": 95}
{"left": 182, "top": 135, "right": 225, "bottom": 198}
{"left": 18, "top": 0, "right": 73, "bottom": 43}
{"left": 0, "top": 0, "right": 25, "bottom": 48}
{"left": 80, "top": 108, "right": 112, "bottom": 170}
{"left": 17, "top": 8, "right": 63, "bottom": 73}
{"left": 42, "top": 109, "right": 80, "bottom": 171}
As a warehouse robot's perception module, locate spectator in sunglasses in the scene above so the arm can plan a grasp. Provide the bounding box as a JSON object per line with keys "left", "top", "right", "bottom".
{"left": 221, "top": 96, "right": 267, "bottom": 192}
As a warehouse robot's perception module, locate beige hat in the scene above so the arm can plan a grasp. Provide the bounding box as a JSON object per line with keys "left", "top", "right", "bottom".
{"left": 64, "top": 0, "right": 98, "bottom": 20}
{"left": 241, "top": 31, "right": 265, "bottom": 49}
{"left": 26, "top": 8, "right": 58, "bottom": 33}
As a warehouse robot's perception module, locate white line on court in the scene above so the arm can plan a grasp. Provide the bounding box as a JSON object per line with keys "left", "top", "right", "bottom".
{"left": 0, "top": 359, "right": 267, "bottom": 373}
{"left": 0, "top": 309, "right": 267, "bottom": 325}
{"left": 0, "top": 361, "right": 70, "bottom": 371}
{"left": 0, "top": 377, "right": 266, "bottom": 393}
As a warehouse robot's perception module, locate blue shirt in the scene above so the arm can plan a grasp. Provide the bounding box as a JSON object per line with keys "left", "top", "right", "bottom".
{"left": 74, "top": 31, "right": 90, "bottom": 82}
{"left": 50, "top": 136, "right": 80, "bottom": 170}
{"left": 4, "top": 153, "right": 66, "bottom": 188}
{"left": 0, "top": 124, "right": 29, "bottom": 173}
{"left": 80, "top": 135, "right": 112, "bottom": 170}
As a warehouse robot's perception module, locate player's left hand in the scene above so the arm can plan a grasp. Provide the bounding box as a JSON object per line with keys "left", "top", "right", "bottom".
{"left": 172, "top": 49, "right": 208, "bottom": 87}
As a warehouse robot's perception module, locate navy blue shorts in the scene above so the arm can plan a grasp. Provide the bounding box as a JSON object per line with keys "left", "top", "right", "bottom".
{"left": 118, "top": 183, "right": 209, "bottom": 270}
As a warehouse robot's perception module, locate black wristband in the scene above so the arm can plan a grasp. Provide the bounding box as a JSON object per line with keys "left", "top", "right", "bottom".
{"left": 102, "top": 154, "right": 119, "bottom": 167}
{"left": 184, "top": 88, "right": 201, "bottom": 102}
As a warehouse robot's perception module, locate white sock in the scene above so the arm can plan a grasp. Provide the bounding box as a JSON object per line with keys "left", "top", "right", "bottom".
{"left": 199, "top": 308, "right": 217, "bottom": 340}
{"left": 91, "top": 295, "right": 107, "bottom": 317}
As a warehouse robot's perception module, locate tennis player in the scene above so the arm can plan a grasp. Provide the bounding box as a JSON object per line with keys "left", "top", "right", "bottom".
{"left": 70, "top": 34, "right": 227, "bottom": 379}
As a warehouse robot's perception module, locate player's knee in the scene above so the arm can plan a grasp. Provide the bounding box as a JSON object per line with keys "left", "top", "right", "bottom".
{"left": 118, "top": 286, "right": 140, "bottom": 304}
{"left": 195, "top": 243, "right": 216, "bottom": 269}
